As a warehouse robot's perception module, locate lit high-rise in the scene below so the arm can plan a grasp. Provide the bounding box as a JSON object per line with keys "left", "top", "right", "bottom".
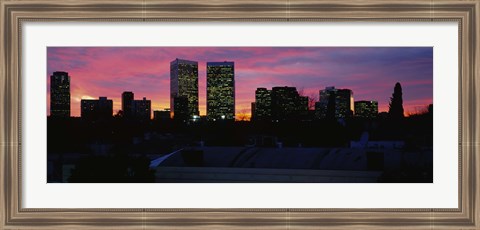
{"left": 354, "top": 100, "right": 378, "bottom": 118}
{"left": 335, "top": 89, "right": 354, "bottom": 118}
{"left": 316, "top": 86, "right": 354, "bottom": 119}
{"left": 170, "top": 59, "right": 199, "bottom": 119}
{"left": 50, "top": 71, "right": 70, "bottom": 118}
{"left": 271, "top": 86, "right": 307, "bottom": 121}
{"left": 316, "top": 86, "right": 335, "bottom": 119}
{"left": 206, "top": 61, "right": 235, "bottom": 121}
{"left": 254, "top": 88, "right": 272, "bottom": 121}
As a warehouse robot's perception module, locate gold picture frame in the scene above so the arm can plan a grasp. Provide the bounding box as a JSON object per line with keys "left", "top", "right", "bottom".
{"left": 1, "top": 0, "right": 479, "bottom": 229}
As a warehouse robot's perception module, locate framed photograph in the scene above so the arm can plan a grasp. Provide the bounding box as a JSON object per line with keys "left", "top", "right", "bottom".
{"left": 1, "top": 0, "right": 479, "bottom": 229}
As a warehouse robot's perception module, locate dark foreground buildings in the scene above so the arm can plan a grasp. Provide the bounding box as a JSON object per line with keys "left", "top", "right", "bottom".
{"left": 80, "top": 97, "right": 113, "bottom": 121}
{"left": 153, "top": 109, "right": 171, "bottom": 121}
{"left": 173, "top": 96, "right": 189, "bottom": 122}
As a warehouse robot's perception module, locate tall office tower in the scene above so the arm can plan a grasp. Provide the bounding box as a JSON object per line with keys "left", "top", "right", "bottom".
{"left": 354, "top": 100, "right": 378, "bottom": 119}
{"left": 254, "top": 88, "right": 272, "bottom": 121}
{"left": 316, "top": 86, "right": 354, "bottom": 119}
{"left": 170, "top": 59, "right": 199, "bottom": 119}
{"left": 316, "top": 86, "right": 336, "bottom": 119}
{"left": 121, "top": 91, "right": 134, "bottom": 118}
{"left": 271, "top": 86, "right": 307, "bottom": 121}
{"left": 50, "top": 71, "right": 71, "bottom": 118}
{"left": 81, "top": 97, "right": 113, "bottom": 121}
{"left": 132, "top": 97, "right": 152, "bottom": 122}
{"left": 206, "top": 61, "right": 235, "bottom": 121}
{"left": 335, "top": 89, "right": 354, "bottom": 118}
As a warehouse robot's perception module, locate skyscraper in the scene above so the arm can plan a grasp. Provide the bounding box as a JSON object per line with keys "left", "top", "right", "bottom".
{"left": 122, "top": 91, "right": 134, "bottom": 118}
{"left": 316, "top": 86, "right": 336, "bottom": 119}
{"left": 271, "top": 86, "right": 308, "bottom": 121}
{"left": 354, "top": 100, "right": 378, "bottom": 118}
{"left": 81, "top": 97, "right": 113, "bottom": 121}
{"left": 254, "top": 88, "right": 272, "bottom": 121}
{"left": 50, "top": 71, "right": 70, "bottom": 118}
{"left": 316, "top": 86, "right": 354, "bottom": 119}
{"left": 170, "top": 59, "right": 199, "bottom": 119}
{"left": 335, "top": 89, "right": 354, "bottom": 118}
{"left": 206, "top": 61, "right": 235, "bottom": 121}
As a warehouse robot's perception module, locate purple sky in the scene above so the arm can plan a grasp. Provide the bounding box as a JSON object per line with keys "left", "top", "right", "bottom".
{"left": 47, "top": 47, "right": 433, "bottom": 118}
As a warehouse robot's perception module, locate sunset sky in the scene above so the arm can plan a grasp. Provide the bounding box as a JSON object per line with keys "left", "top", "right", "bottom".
{"left": 47, "top": 47, "right": 433, "bottom": 118}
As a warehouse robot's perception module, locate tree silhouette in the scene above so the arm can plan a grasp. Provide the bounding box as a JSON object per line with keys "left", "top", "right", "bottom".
{"left": 388, "top": 82, "right": 404, "bottom": 120}
{"left": 307, "top": 93, "right": 318, "bottom": 110}
{"left": 236, "top": 108, "right": 250, "bottom": 121}
{"left": 297, "top": 87, "right": 318, "bottom": 110}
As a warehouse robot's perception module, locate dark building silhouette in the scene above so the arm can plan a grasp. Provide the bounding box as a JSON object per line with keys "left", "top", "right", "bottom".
{"left": 271, "top": 86, "right": 308, "bottom": 121}
{"left": 354, "top": 100, "right": 378, "bottom": 118}
{"left": 121, "top": 91, "right": 134, "bottom": 118}
{"left": 50, "top": 71, "right": 70, "bottom": 118}
{"left": 170, "top": 59, "right": 199, "bottom": 120}
{"left": 173, "top": 96, "right": 189, "bottom": 122}
{"left": 132, "top": 97, "right": 151, "bottom": 121}
{"left": 206, "top": 61, "right": 235, "bottom": 121}
{"left": 316, "top": 86, "right": 354, "bottom": 119}
{"left": 81, "top": 97, "right": 113, "bottom": 120}
{"left": 254, "top": 88, "right": 272, "bottom": 121}
{"left": 154, "top": 109, "right": 171, "bottom": 121}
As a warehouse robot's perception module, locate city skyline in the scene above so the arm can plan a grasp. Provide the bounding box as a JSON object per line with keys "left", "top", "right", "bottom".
{"left": 47, "top": 47, "right": 433, "bottom": 118}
